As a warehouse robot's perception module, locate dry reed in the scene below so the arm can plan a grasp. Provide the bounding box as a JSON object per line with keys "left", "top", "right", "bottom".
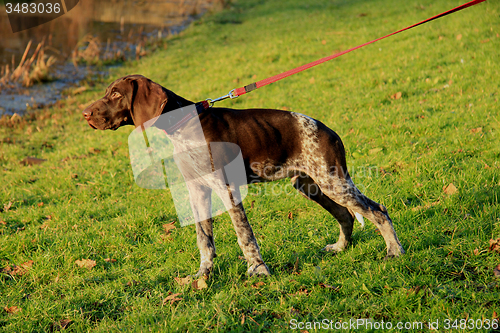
{"left": 0, "top": 39, "right": 57, "bottom": 89}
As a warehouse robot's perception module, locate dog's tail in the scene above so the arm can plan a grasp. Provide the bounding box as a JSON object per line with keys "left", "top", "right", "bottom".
{"left": 348, "top": 208, "right": 365, "bottom": 228}
{"left": 354, "top": 212, "right": 365, "bottom": 228}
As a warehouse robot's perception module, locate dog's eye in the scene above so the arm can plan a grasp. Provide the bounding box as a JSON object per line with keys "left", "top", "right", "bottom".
{"left": 110, "top": 92, "right": 122, "bottom": 99}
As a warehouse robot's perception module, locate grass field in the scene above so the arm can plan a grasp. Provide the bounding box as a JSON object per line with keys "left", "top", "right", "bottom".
{"left": 1, "top": 0, "right": 499, "bottom": 331}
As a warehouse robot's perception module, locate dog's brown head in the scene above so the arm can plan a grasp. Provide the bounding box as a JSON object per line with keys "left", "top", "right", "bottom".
{"left": 83, "top": 75, "right": 192, "bottom": 130}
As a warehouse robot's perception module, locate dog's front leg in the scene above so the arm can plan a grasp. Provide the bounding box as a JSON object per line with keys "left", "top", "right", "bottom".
{"left": 186, "top": 182, "right": 216, "bottom": 277}
{"left": 227, "top": 200, "right": 270, "bottom": 276}
{"left": 195, "top": 218, "right": 216, "bottom": 277}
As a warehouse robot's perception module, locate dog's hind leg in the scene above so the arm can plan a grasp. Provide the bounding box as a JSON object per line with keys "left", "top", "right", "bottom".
{"left": 316, "top": 176, "right": 405, "bottom": 259}
{"left": 291, "top": 174, "right": 355, "bottom": 253}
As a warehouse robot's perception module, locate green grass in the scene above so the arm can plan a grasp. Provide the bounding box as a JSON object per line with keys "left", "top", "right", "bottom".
{"left": 1, "top": 0, "right": 500, "bottom": 331}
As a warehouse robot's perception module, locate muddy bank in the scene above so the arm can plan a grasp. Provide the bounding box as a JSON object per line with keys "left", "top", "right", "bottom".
{"left": 0, "top": 0, "right": 220, "bottom": 116}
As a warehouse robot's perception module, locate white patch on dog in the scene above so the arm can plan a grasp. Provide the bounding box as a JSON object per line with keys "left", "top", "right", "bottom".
{"left": 354, "top": 212, "right": 365, "bottom": 228}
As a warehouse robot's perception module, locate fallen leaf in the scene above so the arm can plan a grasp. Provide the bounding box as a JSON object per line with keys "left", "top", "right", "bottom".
{"left": 3, "top": 201, "right": 12, "bottom": 212}
{"left": 0, "top": 220, "right": 6, "bottom": 226}
{"left": 489, "top": 238, "right": 500, "bottom": 253}
{"left": 309, "top": 77, "right": 315, "bottom": 84}
{"left": 494, "top": 264, "right": 500, "bottom": 277}
{"left": 291, "top": 288, "right": 309, "bottom": 296}
{"left": 37, "top": 202, "right": 44, "bottom": 207}
{"left": 456, "top": 34, "right": 462, "bottom": 40}
{"left": 319, "top": 282, "right": 341, "bottom": 291}
{"left": 126, "top": 280, "right": 139, "bottom": 287}
{"left": 251, "top": 201, "right": 255, "bottom": 209}
{"left": 75, "top": 259, "right": 96, "bottom": 270}
{"left": 287, "top": 212, "right": 293, "bottom": 219}
{"left": 321, "top": 40, "right": 327, "bottom": 45}
{"left": 241, "top": 314, "right": 245, "bottom": 325}
{"left": 470, "top": 127, "right": 482, "bottom": 133}
{"left": 88, "top": 147, "right": 101, "bottom": 154}
{"left": 192, "top": 277, "right": 208, "bottom": 290}
{"left": 53, "top": 319, "right": 72, "bottom": 330}
{"left": 163, "top": 221, "right": 176, "bottom": 235}
{"left": 1, "top": 260, "right": 33, "bottom": 276}
{"left": 4, "top": 306, "right": 21, "bottom": 314}
{"left": 163, "top": 293, "right": 183, "bottom": 305}
{"left": 174, "top": 276, "right": 192, "bottom": 286}
{"left": 20, "top": 157, "right": 47, "bottom": 166}
{"left": 21, "top": 260, "right": 33, "bottom": 269}
{"left": 252, "top": 281, "right": 266, "bottom": 288}
{"left": 391, "top": 91, "right": 402, "bottom": 99}
{"left": 443, "top": 183, "right": 458, "bottom": 195}
{"left": 104, "top": 258, "right": 117, "bottom": 263}
{"left": 473, "top": 248, "right": 479, "bottom": 255}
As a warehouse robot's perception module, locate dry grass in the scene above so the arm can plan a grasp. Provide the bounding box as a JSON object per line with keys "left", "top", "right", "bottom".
{"left": 0, "top": 39, "right": 57, "bottom": 89}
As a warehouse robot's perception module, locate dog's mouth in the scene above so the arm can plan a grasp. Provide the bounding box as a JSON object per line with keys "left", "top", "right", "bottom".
{"left": 86, "top": 118, "right": 121, "bottom": 131}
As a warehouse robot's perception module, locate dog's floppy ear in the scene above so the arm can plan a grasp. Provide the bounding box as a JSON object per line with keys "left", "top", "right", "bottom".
{"left": 125, "top": 75, "right": 168, "bottom": 128}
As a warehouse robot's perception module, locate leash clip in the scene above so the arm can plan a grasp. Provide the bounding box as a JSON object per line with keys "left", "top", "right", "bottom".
{"left": 206, "top": 89, "right": 237, "bottom": 107}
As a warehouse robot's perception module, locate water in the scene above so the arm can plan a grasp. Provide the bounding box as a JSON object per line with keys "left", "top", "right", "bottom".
{"left": 0, "top": 0, "right": 214, "bottom": 116}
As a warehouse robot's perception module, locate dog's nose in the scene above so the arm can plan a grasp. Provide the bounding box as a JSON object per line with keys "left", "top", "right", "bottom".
{"left": 82, "top": 109, "right": 93, "bottom": 120}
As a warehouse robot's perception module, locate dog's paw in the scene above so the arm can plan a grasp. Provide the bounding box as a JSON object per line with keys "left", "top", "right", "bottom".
{"left": 247, "top": 263, "right": 270, "bottom": 276}
{"left": 195, "top": 262, "right": 213, "bottom": 278}
{"left": 322, "top": 242, "right": 347, "bottom": 253}
{"left": 384, "top": 246, "right": 405, "bottom": 260}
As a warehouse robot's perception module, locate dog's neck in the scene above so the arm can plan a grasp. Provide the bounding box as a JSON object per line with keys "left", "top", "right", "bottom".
{"left": 161, "top": 89, "right": 195, "bottom": 115}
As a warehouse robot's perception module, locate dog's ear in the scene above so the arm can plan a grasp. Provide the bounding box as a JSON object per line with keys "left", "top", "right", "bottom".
{"left": 125, "top": 75, "right": 168, "bottom": 128}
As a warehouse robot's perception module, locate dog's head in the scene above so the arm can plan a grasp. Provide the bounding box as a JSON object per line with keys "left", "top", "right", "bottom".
{"left": 82, "top": 75, "right": 192, "bottom": 130}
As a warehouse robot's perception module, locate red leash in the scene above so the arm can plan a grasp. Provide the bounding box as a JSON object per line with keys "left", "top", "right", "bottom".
{"left": 207, "top": 0, "right": 486, "bottom": 105}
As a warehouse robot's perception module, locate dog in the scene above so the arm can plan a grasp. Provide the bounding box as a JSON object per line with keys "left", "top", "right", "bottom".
{"left": 83, "top": 74, "right": 404, "bottom": 277}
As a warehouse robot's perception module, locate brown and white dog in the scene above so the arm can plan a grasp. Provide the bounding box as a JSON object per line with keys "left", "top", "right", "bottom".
{"left": 83, "top": 74, "right": 404, "bottom": 277}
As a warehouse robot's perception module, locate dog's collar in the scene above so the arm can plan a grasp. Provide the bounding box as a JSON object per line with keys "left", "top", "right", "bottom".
{"left": 164, "top": 100, "right": 210, "bottom": 134}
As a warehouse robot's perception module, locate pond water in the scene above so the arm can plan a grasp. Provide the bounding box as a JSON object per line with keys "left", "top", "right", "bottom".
{"left": 0, "top": 0, "right": 215, "bottom": 116}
